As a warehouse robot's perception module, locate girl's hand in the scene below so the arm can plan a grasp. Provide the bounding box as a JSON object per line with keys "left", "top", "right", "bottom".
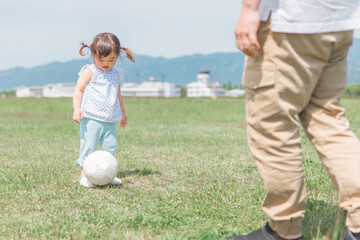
{"left": 73, "top": 108, "right": 83, "bottom": 123}
{"left": 120, "top": 113, "right": 127, "bottom": 128}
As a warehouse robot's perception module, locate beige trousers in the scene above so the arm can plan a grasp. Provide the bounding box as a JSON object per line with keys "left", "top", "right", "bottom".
{"left": 243, "top": 18, "right": 360, "bottom": 235}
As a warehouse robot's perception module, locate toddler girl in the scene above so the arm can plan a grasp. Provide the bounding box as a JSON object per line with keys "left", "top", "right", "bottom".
{"left": 73, "top": 32, "right": 135, "bottom": 188}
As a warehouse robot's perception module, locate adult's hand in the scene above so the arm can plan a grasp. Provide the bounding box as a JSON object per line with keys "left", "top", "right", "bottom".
{"left": 235, "top": 3, "right": 261, "bottom": 57}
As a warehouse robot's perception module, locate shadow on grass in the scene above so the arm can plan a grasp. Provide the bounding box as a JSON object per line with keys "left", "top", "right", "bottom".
{"left": 303, "top": 198, "right": 346, "bottom": 240}
{"left": 89, "top": 169, "right": 161, "bottom": 189}
{"left": 117, "top": 168, "right": 161, "bottom": 178}
{"left": 222, "top": 198, "right": 346, "bottom": 240}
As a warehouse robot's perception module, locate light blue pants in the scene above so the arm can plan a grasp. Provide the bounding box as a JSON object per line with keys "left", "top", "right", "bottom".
{"left": 75, "top": 118, "right": 118, "bottom": 166}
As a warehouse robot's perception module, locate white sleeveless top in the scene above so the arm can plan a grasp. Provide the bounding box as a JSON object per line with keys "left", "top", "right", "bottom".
{"left": 79, "top": 64, "right": 122, "bottom": 123}
{"left": 259, "top": 0, "right": 360, "bottom": 33}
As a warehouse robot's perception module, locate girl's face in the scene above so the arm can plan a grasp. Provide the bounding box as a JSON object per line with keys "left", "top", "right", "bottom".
{"left": 94, "top": 52, "right": 117, "bottom": 71}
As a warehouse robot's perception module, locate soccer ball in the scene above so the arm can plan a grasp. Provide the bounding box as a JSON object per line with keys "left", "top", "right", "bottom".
{"left": 83, "top": 150, "right": 119, "bottom": 186}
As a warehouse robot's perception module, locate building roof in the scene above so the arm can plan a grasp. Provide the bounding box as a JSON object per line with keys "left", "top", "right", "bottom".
{"left": 198, "top": 70, "right": 210, "bottom": 74}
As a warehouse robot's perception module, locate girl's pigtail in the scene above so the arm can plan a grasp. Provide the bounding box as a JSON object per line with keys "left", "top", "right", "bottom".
{"left": 122, "top": 47, "right": 135, "bottom": 62}
{"left": 79, "top": 42, "right": 90, "bottom": 56}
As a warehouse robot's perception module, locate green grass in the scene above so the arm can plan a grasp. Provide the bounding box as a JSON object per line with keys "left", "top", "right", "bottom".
{"left": 0, "top": 97, "right": 359, "bottom": 239}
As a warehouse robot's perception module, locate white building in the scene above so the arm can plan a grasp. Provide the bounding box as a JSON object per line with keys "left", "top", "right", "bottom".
{"left": 121, "top": 77, "right": 181, "bottom": 98}
{"left": 186, "top": 70, "right": 226, "bottom": 98}
{"left": 226, "top": 89, "right": 245, "bottom": 97}
{"left": 16, "top": 83, "right": 75, "bottom": 98}
{"left": 16, "top": 86, "right": 43, "bottom": 98}
{"left": 43, "top": 83, "right": 75, "bottom": 98}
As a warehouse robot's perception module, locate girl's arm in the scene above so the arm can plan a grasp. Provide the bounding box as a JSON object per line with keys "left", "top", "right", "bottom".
{"left": 73, "top": 69, "right": 92, "bottom": 122}
{"left": 117, "top": 86, "right": 127, "bottom": 128}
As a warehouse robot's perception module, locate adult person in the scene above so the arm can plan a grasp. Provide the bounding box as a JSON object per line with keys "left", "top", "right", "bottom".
{"left": 229, "top": 0, "right": 360, "bottom": 239}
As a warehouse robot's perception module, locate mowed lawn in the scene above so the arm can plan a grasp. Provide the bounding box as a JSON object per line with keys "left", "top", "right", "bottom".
{"left": 1, "top": 97, "right": 360, "bottom": 239}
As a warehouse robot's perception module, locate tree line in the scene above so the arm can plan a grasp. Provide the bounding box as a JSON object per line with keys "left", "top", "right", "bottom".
{"left": 344, "top": 83, "right": 360, "bottom": 97}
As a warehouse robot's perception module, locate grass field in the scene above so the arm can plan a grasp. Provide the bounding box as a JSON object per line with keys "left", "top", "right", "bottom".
{"left": 1, "top": 97, "right": 360, "bottom": 239}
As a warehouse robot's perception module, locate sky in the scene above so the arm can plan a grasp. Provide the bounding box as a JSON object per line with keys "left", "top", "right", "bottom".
{"left": 0, "top": 0, "right": 245, "bottom": 71}
{"left": 1, "top": 0, "right": 359, "bottom": 71}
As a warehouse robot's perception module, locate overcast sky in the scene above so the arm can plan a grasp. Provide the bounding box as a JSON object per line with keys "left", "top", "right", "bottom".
{"left": 1, "top": 0, "right": 359, "bottom": 71}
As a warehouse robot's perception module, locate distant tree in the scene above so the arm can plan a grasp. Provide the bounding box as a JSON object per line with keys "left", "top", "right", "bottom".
{"left": 222, "top": 82, "right": 238, "bottom": 90}
{"left": 179, "top": 86, "right": 187, "bottom": 97}
{"left": 0, "top": 89, "right": 16, "bottom": 97}
{"left": 344, "top": 84, "right": 360, "bottom": 97}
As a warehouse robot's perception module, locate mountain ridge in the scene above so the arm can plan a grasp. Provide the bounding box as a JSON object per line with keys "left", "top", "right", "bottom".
{"left": 0, "top": 39, "right": 359, "bottom": 91}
